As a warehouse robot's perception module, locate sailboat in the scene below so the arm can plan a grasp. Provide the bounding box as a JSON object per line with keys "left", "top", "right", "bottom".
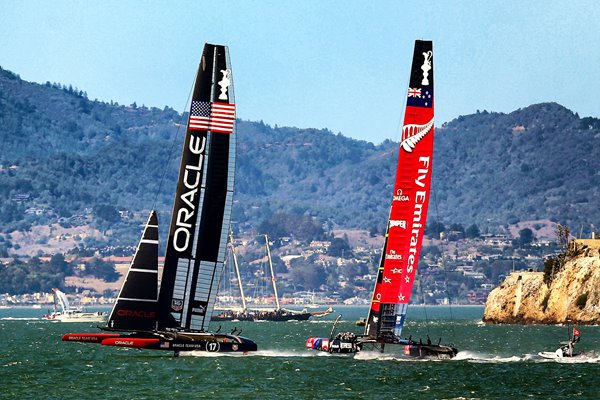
{"left": 306, "top": 40, "right": 457, "bottom": 358}
{"left": 212, "top": 234, "right": 331, "bottom": 321}
{"left": 42, "top": 288, "right": 105, "bottom": 322}
{"left": 62, "top": 43, "right": 257, "bottom": 354}
{"left": 210, "top": 232, "right": 254, "bottom": 321}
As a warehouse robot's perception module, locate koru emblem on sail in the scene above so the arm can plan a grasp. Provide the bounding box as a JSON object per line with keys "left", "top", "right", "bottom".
{"left": 218, "top": 69, "right": 231, "bottom": 100}
{"left": 400, "top": 118, "right": 434, "bottom": 153}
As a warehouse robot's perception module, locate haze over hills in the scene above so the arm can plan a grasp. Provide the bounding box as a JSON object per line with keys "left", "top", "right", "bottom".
{"left": 1, "top": 66, "right": 599, "bottom": 250}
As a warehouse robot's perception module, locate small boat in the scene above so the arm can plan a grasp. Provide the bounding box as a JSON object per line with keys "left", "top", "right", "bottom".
{"left": 42, "top": 288, "right": 105, "bottom": 322}
{"left": 355, "top": 317, "right": 366, "bottom": 326}
{"left": 539, "top": 328, "right": 584, "bottom": 359}
{"left": 306, "top": 40, "right": 457, "bottom": 359}
{"left": 63, "top": 43, "right": 257, "bottom": 354}
{"left": 211, "top": 234, "right": 327, "bottom": 322}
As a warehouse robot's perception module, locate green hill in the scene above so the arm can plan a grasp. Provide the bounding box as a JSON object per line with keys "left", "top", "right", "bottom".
{"left": 1, "top": 66, "right": 599, "bottom": 249}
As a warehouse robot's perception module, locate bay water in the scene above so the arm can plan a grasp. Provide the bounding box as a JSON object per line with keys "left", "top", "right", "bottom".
{"left": 1, "top": 306, "right": 599, "bottom": 399}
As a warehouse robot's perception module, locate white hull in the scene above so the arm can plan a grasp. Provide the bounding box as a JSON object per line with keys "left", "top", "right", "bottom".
{"left": 43, "top": 311, "right": 106, "bottom": 322}
{"left": 538, "top": 351, "right": 587, "bottom": 360}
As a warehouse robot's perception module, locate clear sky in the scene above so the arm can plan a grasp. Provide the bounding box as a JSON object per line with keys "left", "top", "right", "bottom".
{"left": 1, "top": 1, "right": 598, "bottom": 143}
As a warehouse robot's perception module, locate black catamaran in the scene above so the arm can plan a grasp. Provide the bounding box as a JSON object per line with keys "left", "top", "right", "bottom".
{"left": 63, "top": 43, "right": 257, "bottom": 354}
{"left": 306, "top": 40, "right": 457, "bottom": 359}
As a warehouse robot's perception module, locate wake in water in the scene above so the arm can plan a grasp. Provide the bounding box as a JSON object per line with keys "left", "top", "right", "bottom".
{"left": 0, "top": 317, "right": 42, "bottom": 321}
{"left": 181, "top": 347, "right": 600, "bottom": 362}
{"left": 183, "top": 349, "right": 326, "bottom": 358}
{"left": 353, "top": 350, "right": 429, "bottom": 362}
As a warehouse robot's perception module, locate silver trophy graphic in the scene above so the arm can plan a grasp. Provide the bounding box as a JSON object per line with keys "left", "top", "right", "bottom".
{"left": 421, "top": 51, "right": 432, "bottom": 86}
{"left": 218, "top": 69, "right": 231, "bottom": 100}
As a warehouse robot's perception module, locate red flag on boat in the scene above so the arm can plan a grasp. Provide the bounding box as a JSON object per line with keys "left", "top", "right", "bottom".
{"left": 573, "top": 328, "right": 581, "bottom": 336}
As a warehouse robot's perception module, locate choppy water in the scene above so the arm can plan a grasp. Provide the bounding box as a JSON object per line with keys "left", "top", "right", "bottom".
{"left": 1, "top": 306, "right": 599, "bottom": 399}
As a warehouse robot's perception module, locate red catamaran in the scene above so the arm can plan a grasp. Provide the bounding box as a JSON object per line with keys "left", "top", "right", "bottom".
{"left": 306, "top": 40, "right": 457, "bottom": 358}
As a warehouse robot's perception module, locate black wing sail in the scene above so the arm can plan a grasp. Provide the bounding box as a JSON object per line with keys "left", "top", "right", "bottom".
{"left": 157, "top": 44, "right": 236, "bottom": 332}
{"left": 107, "top": 210, "right": 159, "bottom": 331}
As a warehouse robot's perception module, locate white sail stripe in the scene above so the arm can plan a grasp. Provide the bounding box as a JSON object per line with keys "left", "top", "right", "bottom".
{"left": 190, "top": 118, "right": 234, "bottom": 126}
{"left": 129, "top": 268, "right": 159, "bottom": 273}
{"left": 211, "top": 119, "right": 235, "bottom": 125}
{"left": 212, "top": 111, "right": 235, "bottom": 117}
{"left": 140, "top": 239, "right": 159, "bottom": 244}
{"left": 190, "top": 115, "right": 234, "bottom": 121}
{"left": 190, "top": 117, "right": 235, "bottom": 125}
{"left": 213, "top": 104, "right": 235, "bottom": 110}
{"left": 211, "top": 115, "right": 235, "bottom": 120}
{"left": 118, "top": 297, "right": 158, "bottom": 302}
{"left": 146, "top": 224, "right": 158, "bottom": 228}
{"left": 189, "top": 122, "right": 234, "bottom": 129}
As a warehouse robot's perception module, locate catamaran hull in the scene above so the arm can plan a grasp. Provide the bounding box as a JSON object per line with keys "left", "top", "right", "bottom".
{"left": 306, "top": 336, "right": 457, "bottom": 358}
{"left": 402, "top": 343, "right": 458, "bottom": 359}
{"left": 63, "top": 331, "right": 257, "bottom": 353}
{"left": 306, "top": 337, "right": 362, "bottom": 354}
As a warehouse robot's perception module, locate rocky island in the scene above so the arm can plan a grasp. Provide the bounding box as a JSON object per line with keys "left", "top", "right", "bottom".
{"left": 483, "top": 238, "right": 600, "bottom": 324}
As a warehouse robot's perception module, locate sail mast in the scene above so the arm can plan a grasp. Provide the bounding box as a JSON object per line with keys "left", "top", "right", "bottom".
{"left": 265, "top": 234, "right": 281, "bottom": 311}
{"left": 229, "top": 233, "right": 247, "bottom": 311}
{"left": 157, "top": 43, "right": 237, "bottom": 332}
{"left": 365, "top": 40, "right": 435, "bottom": 340}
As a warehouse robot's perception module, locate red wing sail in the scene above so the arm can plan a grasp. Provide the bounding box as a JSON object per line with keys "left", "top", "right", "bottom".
{"left": 365, "top": 40, "right": 434, "bottom": 340}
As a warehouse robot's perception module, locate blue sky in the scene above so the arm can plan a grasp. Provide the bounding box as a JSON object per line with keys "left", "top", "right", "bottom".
{"left": 1, "top": 1, "right": 598, "bottom": 143}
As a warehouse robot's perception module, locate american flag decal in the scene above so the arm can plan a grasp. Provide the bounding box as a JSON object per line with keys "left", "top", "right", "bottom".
{"left": 189, "top": 101, "right": 236, "bottom": 134}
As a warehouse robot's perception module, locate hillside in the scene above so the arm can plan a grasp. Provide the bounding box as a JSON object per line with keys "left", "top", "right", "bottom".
{"left": 1, "top": 66, "right": 600, "bottom": 252}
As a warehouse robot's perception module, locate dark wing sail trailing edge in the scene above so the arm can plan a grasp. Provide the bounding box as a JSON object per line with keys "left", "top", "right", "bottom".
{"left": 157, "top": 43, "right": 236, "bottom": 332}
{"left": 107, "top": 210, "right": 159, "bottom": 331}
{"left": 365, "top": 40, "right": 434, "bottom": 341}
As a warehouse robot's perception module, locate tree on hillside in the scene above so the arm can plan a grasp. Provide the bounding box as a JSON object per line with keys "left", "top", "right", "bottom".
{"left": 94, "top": 204, "right": 120, "bottom": 223}
{"left": 48, "top": 253, "right": 73, "bottom": 275}
{"left": 465, "top": 224, "right": 481, "bottom": 238}
{"left": 83, "top": 257, "right": 119, "bottom": 282}
{"left": 425, "top": 221, "right": 445, "bottom": 239}
{"left": 259, "top": 213, "right": 324, "bottom": 242}
{"left": 515, "top": 228, "right": 535, "bottom": 247}
{"left": 328, "top": 236, "right": 352, "bottom": 257}
{"left": 289, "top": 262, "right": 326, "bottom": 290}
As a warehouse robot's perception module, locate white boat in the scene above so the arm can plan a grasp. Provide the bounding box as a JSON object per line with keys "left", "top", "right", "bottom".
{"left": 42, "top": 288, "right": 106, "bottom": 322}
{"left": 538, "top": 328, "right": 585, "bottom": 359}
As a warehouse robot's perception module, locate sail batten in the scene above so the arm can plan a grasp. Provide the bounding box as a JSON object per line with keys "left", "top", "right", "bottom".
{"left": 366, "top": 40, "right": 435, "bottom": 340}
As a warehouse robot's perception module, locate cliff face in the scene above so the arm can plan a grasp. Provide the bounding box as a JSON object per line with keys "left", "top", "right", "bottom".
{"left": 483, "top": 246, "right": 600, "bottom": 324}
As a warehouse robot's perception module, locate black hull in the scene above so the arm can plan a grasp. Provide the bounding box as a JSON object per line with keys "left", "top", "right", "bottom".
{"left": 307, "top": 334, "right": 457, "bottom": 358}
{"left": 401, "top": 343, "right": 458, "bottom": 359}
{"left": 211, "top": 310, "right": 312, "bottom": 322}
{"left": 63, "top": 330, "right": 258, "bottom": 353}
{"left": 211, "top": 315, "right": 254, "bottom": 322}
{"left": 257, "top": 313, "right": 311, "bottom": 321}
